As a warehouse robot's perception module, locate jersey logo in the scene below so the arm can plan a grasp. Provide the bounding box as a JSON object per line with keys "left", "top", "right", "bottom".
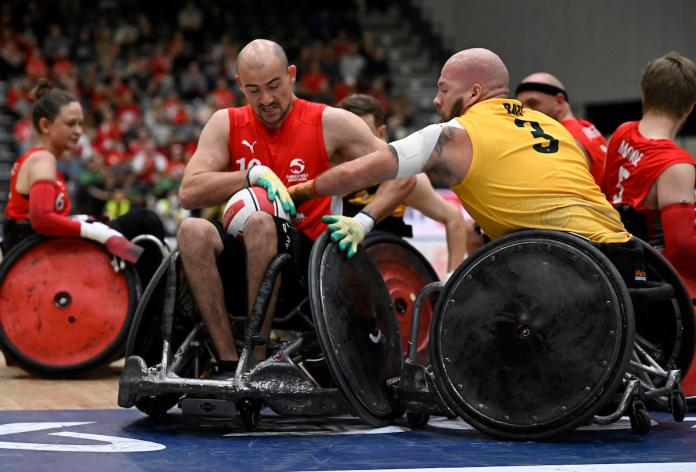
{"left": 289, "top": 158, "right": 305, "bottom": 174}
{"left": 287, "top": 158, "right": 309, "bottom": 183}
{"left": 241, "top": 140, "right": 257, "bottom": 154}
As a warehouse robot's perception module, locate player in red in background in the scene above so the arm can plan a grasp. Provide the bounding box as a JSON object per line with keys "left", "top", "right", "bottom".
{"left": 603, "top": 52, "right": 696, "bottom": 297}
{"left": 516, "top": 72, "right": 608, "bottom": 188}
{"left": 3, "top": 80, "right": 164, "bottom": 271}
{"left": 177, "top": 39, "right": 412, "bottom": 372}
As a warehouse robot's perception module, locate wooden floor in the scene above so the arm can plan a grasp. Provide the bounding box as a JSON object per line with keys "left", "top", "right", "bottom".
{"left": 0, "top": 351, "right": 122, "bottom": 410}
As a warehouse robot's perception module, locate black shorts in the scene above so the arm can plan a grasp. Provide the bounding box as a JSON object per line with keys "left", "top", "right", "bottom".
{"left": 213, "top": 217, "right": 314, "bottom": 318}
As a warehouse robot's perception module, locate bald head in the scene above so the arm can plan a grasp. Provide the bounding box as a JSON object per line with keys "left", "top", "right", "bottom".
{"left": 519, "top": 72, "right": 566, "bottom": 90}
{"left": 433, "top": 48, "right": 509, "bottom": 120}
{"left": 443, "top": 48, "right": 510, "bottom": 97}
{"left": 515, "top": 71, "right": 572, "bottom": 120}
{"left": 237, "top": 39, "right": 288, "bottom": 71}
{"left": 235, "top": 39, "right": 297, "bottom": 130}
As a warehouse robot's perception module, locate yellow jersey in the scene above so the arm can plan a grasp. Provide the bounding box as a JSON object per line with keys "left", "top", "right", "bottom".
{"left": 451, "top": 98, "right": 630, "bottom": 243}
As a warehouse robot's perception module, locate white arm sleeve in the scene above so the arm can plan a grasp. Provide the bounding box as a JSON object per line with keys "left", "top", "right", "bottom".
{"left": 390, "top": 124, "right": 444, "bottom": 178}
{"left": 391, "top": 119, "right": 461, "bottom": 179}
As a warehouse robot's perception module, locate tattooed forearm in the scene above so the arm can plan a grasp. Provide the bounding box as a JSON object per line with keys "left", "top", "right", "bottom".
{"left": 433, "top": 126, "right": 455, "bottom": 159}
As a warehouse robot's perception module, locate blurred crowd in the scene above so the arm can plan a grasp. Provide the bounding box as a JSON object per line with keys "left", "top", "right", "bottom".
{"left": 0, "top": 0, "right": 412, "bottom": 235}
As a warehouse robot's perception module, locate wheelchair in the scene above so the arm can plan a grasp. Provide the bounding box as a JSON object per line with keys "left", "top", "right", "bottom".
{"left": 613, "top": 204, "right": 696, "bottom": 404}
{"left": 395, "top": 230, "right": 694, "bottom": 439}
{"left": 0, "top": 233, "right": 167, "bottom": 377}
{"left": 119, "top": 229, "right": 693, "bottom": 439}
{"left": 118, "top": 231, "right": 407, "bottom": 428}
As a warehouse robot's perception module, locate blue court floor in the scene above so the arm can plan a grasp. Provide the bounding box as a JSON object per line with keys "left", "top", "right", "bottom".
{"left": 1, "top": 408, "right": 696, "bottom": 471}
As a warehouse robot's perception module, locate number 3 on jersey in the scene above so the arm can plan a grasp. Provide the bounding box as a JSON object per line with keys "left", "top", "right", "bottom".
{"left": 514, "top": 119, "right": 559, "bottom": 154}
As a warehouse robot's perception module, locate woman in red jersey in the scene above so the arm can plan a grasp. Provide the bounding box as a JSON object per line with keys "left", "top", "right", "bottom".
{"left": 2, "top": 79, "right": 161, "bottom": 262}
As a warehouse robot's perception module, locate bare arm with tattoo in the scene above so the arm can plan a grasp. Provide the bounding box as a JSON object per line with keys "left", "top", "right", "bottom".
{"left": 313, "top": 124, "right": 473, "bottom": 197}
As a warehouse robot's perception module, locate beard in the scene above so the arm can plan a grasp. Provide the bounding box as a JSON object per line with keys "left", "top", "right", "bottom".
{"left": 257, "top": 101, "right": 291, "bottom": 128}
{"left": 439, "top": 97, "right": 465, "bottom": 122}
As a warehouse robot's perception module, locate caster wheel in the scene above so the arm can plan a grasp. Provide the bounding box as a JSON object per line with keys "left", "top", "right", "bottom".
{"left": 406, "top": 412, "right": 430, "bottom": 428}
{"left": 629, "top": 401, "right": 651, "bottom": 435}
{"left": 670, "top": 391, "right": 687, "bottom": 422}
{"left": 238, "top": 398, "right": 262, "bottom": 431}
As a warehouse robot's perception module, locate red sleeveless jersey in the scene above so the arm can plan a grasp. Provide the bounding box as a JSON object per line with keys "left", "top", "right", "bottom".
{"left": 226, "top": 99, "right": 331, "bottom": 240}
{"left": 4, "top": 147, "right": 71, "bottom": 221}
{"left": 605, "top": 121, "right": 695, "bottom": 210}
{"left": 561, "top": 117, "right": 608, "bottom": 187}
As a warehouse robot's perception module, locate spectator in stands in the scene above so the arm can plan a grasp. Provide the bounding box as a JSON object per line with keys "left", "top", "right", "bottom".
{"left": 130, "top": 135, "right": 168, "bottom": 195}
{"left": 179, "top": 61, "right": 209, "bottom": 99}
{"left": 1, "top": 0, "right": 411, "bottom": 243}
{"left": 105, "top": 187, "right": 131, "bottom": 219}
{"left": 339, "top": 41, "right": 366, "bottom": 87}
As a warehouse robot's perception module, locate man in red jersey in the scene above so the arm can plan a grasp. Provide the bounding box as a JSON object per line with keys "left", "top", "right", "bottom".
{"left": 603, "top": 52, "right": 696, "bottom": 296}
{"left": 516, "top": 72, "right": 608, "bottom": 188}
{"left": 177, "top": 39, "right": 412, "bottom": 372}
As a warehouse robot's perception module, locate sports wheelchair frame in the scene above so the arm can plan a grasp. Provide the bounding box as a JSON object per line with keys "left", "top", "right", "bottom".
{"left": 396, "top": 230, "right": 694, "bottom": 439}
{"left": 119, "top": 229, "right": 694, "bottom": 439}
{"left": 118, "top": 232, "right": 405, "bottom": 428}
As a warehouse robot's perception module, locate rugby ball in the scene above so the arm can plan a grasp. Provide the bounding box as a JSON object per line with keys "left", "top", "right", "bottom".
{"left": 222, "top": 186, "right": 289, "bottom": 239}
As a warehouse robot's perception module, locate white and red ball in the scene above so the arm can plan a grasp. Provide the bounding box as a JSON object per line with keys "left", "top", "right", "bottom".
{"left": 222, "top": 186, "right": 289, "bottom": 239}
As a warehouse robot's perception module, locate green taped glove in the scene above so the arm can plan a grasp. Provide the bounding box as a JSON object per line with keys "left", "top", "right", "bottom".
{"left": 322, "top": 212, "right": 375, "bottom": 258}
{"left": 247, "top": 165, "right": 296, "bottom": 217}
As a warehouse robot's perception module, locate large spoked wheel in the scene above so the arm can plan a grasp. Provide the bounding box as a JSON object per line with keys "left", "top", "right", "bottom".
{"left": 310, "top": 233, "right": 404, "bottom": 427}
{"left": 125, "top": 251, "right": 201, "bottom": 418}
{"left": 430, "top": 230, "right": 635, "bottom": 440}
{"left": 364, "top": 233, "right": 439, "bottom": 358}
{"left": 0, "top": 236, "right": 139, "bottom": 377}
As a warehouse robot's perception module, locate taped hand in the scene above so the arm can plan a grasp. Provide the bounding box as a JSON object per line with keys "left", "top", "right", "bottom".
{"left": 288, "top": 179, "right": 319, "bottom": 207}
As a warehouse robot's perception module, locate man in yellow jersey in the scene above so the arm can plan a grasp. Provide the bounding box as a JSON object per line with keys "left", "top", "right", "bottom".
{"left": 288, "top": 48, "right": 642, "bottom": 285}
{"left": 338, "top": 93, "right": 468, "bottom": 276}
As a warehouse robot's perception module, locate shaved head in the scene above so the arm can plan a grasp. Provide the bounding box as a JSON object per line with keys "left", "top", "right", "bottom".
{"left": 442, "top": 48, "right": 510, "bottom": 97}
{"left": 236, "top": 39, "right": 296, "bottom": 130}
{"left": 433, "top": 48, "right": 509, "bottom": 120}
{"left": 515, "top": 71, "right": 572, "bottom": 120}
{"left": 237, "top": 39, "right": 288, "bottom": 71}
{"left": 519, "top": 72, "right": 565, "bottom": 90}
